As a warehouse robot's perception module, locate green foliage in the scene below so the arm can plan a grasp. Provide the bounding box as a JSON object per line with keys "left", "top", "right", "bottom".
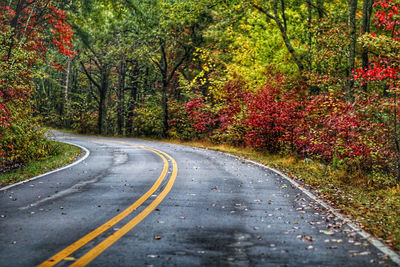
{"left": 0, "top": 141, "right": 81, "bottom": 186}
{"left": 131, "top": 96, "right": 164, "bottom": 138}
{"left": 0, "top": 16, "right": 59, "bottom": 171}
{"left": 168, "top": 99, "right": 197, "bottom": 141}
{"left": 0, "top": 114, "right": 59, "bottom": 170}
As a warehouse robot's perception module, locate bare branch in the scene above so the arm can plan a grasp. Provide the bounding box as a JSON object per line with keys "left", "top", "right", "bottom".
{"left": 80, "top": 61, "right": 101, "bottom": 90}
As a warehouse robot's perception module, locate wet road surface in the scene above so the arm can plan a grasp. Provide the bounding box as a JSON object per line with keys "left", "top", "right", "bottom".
{"left": 0, "top": 133, "right": 398, "bottom": 266}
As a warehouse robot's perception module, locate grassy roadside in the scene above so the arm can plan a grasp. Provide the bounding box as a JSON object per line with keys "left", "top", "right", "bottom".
{"left": 0, "top": 141, "right": 82, "bottom": 188}
{"left": 163, "top": 139, "right": 400, "bottom": 252}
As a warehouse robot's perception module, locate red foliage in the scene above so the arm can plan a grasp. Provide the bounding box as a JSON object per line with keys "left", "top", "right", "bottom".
{"left": 0, "top": 91, "right": 10, "bottom": 127}
{"left": 245, "top": 81, "right": 303, "bottom": 151}
{"left": 354, "top": 60, "right": 399, "bottom": 83}
{"left": 185, "top": 70, "right": 394, "bottom": 170}
{"left": 217, "top": 79, "right": 248, "bottom": 131}
{"left": 1, "top": 1, "right": 76, "bottom": 60}
{"left": 0, "top": 1, "right": 75, "bottom": 130}
{"left": 184, "top": 97, "right": 217, "bottom": 133}
{"left": 184, "top": 79, "right": 248, "bottom": 135}
{"left": 354, "top": 0, "right": 400, "bottom": 86}
{"left": 374, "top": 0, "right": 400, "bottom": 39}
{"left": 296, "top": 94, "right": 379, "bottom": 162}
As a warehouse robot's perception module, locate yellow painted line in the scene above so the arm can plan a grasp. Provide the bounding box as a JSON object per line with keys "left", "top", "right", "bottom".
{"left": 70, "top": 149, "right": 178, "bottom": 267}
{"left": 38, "top": 142, "right": 169, "bottom": 267}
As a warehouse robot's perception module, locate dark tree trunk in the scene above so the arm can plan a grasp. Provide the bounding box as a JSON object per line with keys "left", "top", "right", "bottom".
{"left": 98, "top": 69, "right": 109, "bottom": 135}
{"left": 126, "top": 85, "right": 137, "bottom": 136}
{"left": 316, "top": 0, "right": 325, "bottom": 19}
{"left": 98, "top": 90, "right": 105, "bottom": 135}
{"left": 161, "top": 78, "right": 169, "bottom": 138}
{"left": 306, "top": 0, "right": 313, "bottom": 71}
{"left": 7, "top": 0, "right": 26, "bottom": 59}
{"left": 117, "top": 56, "right": 126, "bottom": 135}
{"left": 273, "top": 0, "right": 304, "bottom": 73}
{"left": 63, "top": 57, "right": 71, "bottom": 127}
{"left": 154, "top": 39, "right": 193, "bottom": 137}
{"left": 80, "top": 61, "right": 109, "bottom": 135}
{"left": 346, "top": 0, "right": 358, "bottom": 101}
{"left": 361, "top": 0, "right": 374, "bottom": 91}
{"left": 159, "top": 40, "right": 169, "bottom": 138}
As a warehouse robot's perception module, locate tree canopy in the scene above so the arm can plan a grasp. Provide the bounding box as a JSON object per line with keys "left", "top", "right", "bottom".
{"left": 2, "top": 0, "right": 400, "bottom": 185}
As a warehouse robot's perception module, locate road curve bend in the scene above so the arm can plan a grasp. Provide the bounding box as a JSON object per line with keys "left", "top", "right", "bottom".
{"left": 0, "top": 132, "right": 398, "bottom": 266}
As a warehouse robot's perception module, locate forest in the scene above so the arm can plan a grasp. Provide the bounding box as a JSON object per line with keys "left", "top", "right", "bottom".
{"left": 1, "top": 0, "right": 400, "bottom": 188}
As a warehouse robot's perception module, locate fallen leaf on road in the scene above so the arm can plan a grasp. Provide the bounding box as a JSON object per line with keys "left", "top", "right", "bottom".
{"left": 154, "top": 236, "right": 162, "bottom": 240}
{"left": 320, "top": 230, "right": 335, "bottom": 236}
{"left": 356, "top": 251, "right": 371, "bottom": 256}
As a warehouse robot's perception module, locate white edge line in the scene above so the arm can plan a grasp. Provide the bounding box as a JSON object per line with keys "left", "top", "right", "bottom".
{"left": 214, "top": 150, "right": 400, "bottom": 266}
{"left": 0, "top": 140, "right": 90, "bottom": 192}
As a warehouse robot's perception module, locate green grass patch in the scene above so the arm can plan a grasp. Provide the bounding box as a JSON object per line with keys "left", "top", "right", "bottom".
{"left": 0, "top": 141, "right": 82, "bottom": 188}
{"left": 165, "top": 139, "right": 400, "bottom": 252}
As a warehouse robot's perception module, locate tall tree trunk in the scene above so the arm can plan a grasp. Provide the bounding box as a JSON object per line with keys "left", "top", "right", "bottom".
{"left": 361, "top": 0, "right": 374, "bottom": 91}
{"left": 159, "top": 40, "right": 169, "bottom": 138}
{"left": 98, "top": 69, "right": 109, "bottom": 135}
{"left": 251, "top": 0, "right": 304, "bottom": 73}
{"left": 63, "top": 57, "right": 71, "bottom": 127}
{"left": 161, "top": 78, "right": 169, "bottom": 138}
{"left": 273, "top": 0, "right": 304, "bottom": 73}
{"left": 316, "top": 0, "right": 325, "bottom": 19}
{"left": 80, "top": 61, "right": 109, "bottom": 135}
{"left": 117, "top": 56, "right": 126, "bottom": 136}
{"left": 346, "top": 0, "right": 358, "bottom": 101}
{"left": 7, "top": 0, "right": 27, "bottom": 59}
{"left": 127, "top": 85, "right": 137, "bottom": 136}
{"left": 306, "top": 0, "right": 313, "bottom": 71}
{"left": 64, "top": 57, "right": 71, "bottom": 110}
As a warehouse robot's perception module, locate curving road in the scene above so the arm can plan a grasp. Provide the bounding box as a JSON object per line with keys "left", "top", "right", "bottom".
{"left": 0, "top": 132, "right": 398, "bottom": 266}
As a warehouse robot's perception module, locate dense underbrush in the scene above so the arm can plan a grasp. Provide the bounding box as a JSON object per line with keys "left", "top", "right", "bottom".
{"left": 170, "top": 72, "right": 400, "bottom": 187}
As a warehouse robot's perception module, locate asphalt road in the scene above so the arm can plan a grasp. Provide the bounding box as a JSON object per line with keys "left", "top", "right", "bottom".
{"left": 0, "top": 132, "right": 398, "bottom": 266}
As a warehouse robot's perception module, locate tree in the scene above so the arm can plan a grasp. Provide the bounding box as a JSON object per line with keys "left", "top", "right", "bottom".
{"left": 346, "top": 0, "right": 359, "bottom": 100}
{"left": 121, "top": 0, "right": 211, "bottom": 136}
{"left": 245, "top": 0, "right": 305, "bottom": 73}
{"left": 361, "top": 0, "right": 374, "bottom": 92}
{"left": 71, "top": 0, "right": 120, "bottom": 134}
{"left": 1, "top": 0, "right": 75, "bottom": 169}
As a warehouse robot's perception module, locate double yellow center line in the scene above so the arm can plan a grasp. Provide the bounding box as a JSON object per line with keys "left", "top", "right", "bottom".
{"left": 38, "top": 140, "right": 178, "bottom": 267}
